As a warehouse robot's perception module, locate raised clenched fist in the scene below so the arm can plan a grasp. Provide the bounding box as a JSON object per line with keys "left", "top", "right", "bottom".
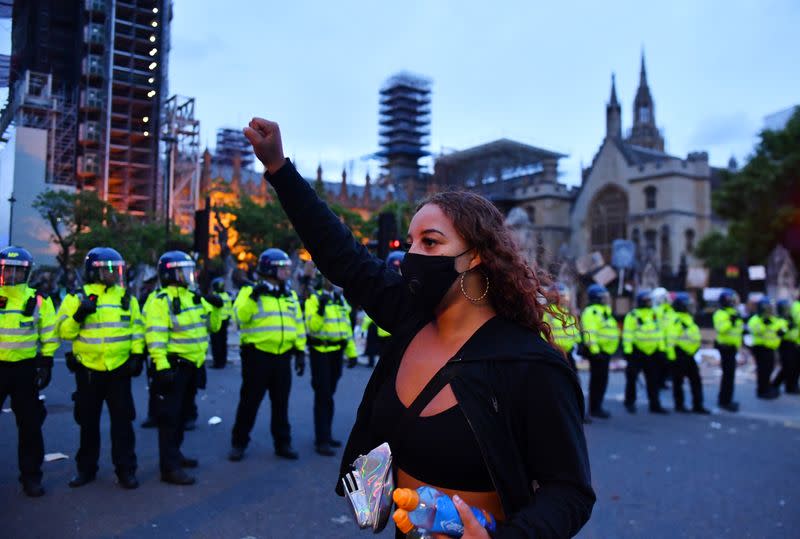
{"left": 243, "top": 117, "right": 286, "bottom": 174}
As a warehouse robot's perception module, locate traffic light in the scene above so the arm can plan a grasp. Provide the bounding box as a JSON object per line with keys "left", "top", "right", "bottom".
{"left": 377, "top": 211, "right": 398, "bottom": 260}
{"left": 194, "top": 207, "right": 210, "bottom": 260}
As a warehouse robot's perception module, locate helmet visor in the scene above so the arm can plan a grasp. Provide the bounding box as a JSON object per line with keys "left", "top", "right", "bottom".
{"left": 0, "top": 259, "right": 31, "bottom": 286}
{"left": 92, "top": 259, "right": 126, "bottom": 287}
{"left": 164, "top": 260, "right": 197, "bottom": 290}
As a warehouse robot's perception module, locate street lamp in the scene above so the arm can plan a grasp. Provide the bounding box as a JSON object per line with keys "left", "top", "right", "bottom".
{"left": 8, "top": 192, "right": 16, "bottom": 244}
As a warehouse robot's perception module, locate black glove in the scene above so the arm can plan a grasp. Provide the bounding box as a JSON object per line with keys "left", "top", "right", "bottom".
{"left": 153, "top": 367, "right": 176, "bottom": 393}
{"left": 317, "top": 295, "right": 330, "bottom": 315}
{"left": 203, "top": 293, "right": 224, "bottom": 308}
{"left": 65, "top": 351, "right": 79, "bottom": 373}
{"left": 196, "top": 363, "right": 207, "bottom": 389}
{"left": 128, "top": 354, "right": 145, "bottom": 377}
{"left": 34, "top": 356, "right": 53, "bottom": 390}
{"left": 294, "top": 351, "right": 305, "bottom": 376}
{"left": 73, "top": 296, "right": 98, "bottom": 323}
{"left": 250, "top": 283, "right": 271, "bottom": 301}
{"left": 777, "top": 328, "right": 787, "bottom": 338}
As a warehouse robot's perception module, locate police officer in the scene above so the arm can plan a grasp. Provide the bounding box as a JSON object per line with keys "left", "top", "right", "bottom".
{"left": 713, "top": 289, "right": 743, "bottom": 412}
{"left": 229, "top": 249, "right": 306, "bottom": 462}
{"left": 209, "top": 277, "right": 233, "bottom": 369}
{"left": 581, "top": 284, "right": 619, "bottom": 419}
{"left": 359, "top": 251, "right": 404, "bottom": 368}
{"left": 544, "top": 283, "right": 581, "bottom": 369}
{"left": 748, "top": 297, "right": 781, "bottom": 399}
{"left": 57, "top": 247, "right": 144, "bottom": 489}
{"left": 772, "top": 299, "right": 799, "bottom": 394}
{"left": 304, "top": 274, "right": 357, "bottom": 456}
{"left": 666, "top": 292, "right": 710, "bottom": 414}
{"left": 144, "top": 251, "right": 223, "bottom": 485}
{"left": 652, "top": 287, "right": 674, "bottom": 390}
{"left": 623, "top": 290, "right": 668, "bottom": 414}
{"left": 0, "top": 246, "right": 58, "bottom": 497}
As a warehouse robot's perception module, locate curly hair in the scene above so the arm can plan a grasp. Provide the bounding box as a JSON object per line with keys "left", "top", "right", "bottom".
{"left": 418, "top": 191, "right": 562, "bottom": 344}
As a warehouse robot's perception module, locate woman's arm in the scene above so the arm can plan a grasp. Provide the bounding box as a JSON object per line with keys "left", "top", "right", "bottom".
{"left": 244, "top": 118, "right": 413, "bottom": 334}
{"left": 496, "top": 362, "right": 595, "bottom": 538}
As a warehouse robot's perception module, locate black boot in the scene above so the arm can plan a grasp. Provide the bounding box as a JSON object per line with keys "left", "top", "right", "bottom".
{"left": 117, "top": 473, "right": 140, "bottom": 490}
{"left": 228, "top": 446, "right": 245, "bottom": 462}
{"left": 161, "top": 469, "right": 196, "bottom": 485}
{"left": 275, "top": 444, "right": 299, "bottom": 460}
{"left": 315, "top": 442, "right": 336, "bottom": 456}
{"left": 22, "top": 478, "right": 44, "bottom": 497}
{"left": 140, "top": 417, "right": 157, "bottom": 429}
{"left": 68, "top": 472, "right": 96, "bottom": 488}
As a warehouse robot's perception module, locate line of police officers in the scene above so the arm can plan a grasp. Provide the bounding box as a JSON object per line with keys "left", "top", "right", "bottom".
{"left": 3, "top": 240, "right": 799, "bottom": 497}
{"left": 546, "top": 284, "right": 800, "bottom": 419}
{"left": 0, "top": 244, "right": 359, "bottom": 496}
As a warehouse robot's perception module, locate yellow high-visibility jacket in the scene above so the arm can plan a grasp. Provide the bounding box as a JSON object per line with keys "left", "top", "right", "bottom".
{"left": 144, "top": 286, "right": 221, "bottom": 371}
{"left": 0, "top": 284, "right": 58, "bottom": 361}
{"left": 57, "top": 283, "right": 144, "bottom": 371}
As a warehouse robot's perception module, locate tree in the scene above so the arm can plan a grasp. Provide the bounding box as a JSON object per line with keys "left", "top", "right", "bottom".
{"left": 225, "top": 195, "right": 301, "bottom": 256}
{"left": 33, "top": 190, "right": 110, "bottom": 274}
{"left": 696, "top": 107, "right": 800, "bottom": 268}
{"left": 33, "top": 189, "right": 189, "bottom": 273}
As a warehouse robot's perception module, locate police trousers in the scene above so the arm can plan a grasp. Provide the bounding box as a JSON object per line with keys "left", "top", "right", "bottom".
{"left": 211, "top": 318, "right": 230, "bottom": 368}
{"left": 624, "top": 349, "right": 662, "bottom": 410}
{"left": 752, "top": 345, "right": 776, "bottom": 396}
{"left": 155, "top": 361, "right": 198, "bottom": 473}
{"left": 716, "top": 343, "right": 738, "bottom": 406}
{"left": 0, "top": 359, "right": 45, "bottom": 482}
{"left": 73, "top": 364, "right": 137, "bottom": 476}
{"left": 671, "top": 349, "right": 704, "bottom": 410}
{"left": 773, "top": 341, "right": 799, "bottom": 393}
{"left": 587, "top": 352, "right": 610, "bottom": 413}
{"left": 231, "top": 346, "right": 292, "bottom": 449}
{"left": 309, "top": 348, "right": 343, "bottom": 445}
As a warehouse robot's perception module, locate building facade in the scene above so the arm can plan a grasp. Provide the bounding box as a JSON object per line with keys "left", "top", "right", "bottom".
{"left": 431, "top": 55, "right": 725, "bottom": 289}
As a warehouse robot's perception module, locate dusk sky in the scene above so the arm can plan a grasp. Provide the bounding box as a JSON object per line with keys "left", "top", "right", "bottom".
{"left": 5, "top": 0, "right": 799, "bottom": 186}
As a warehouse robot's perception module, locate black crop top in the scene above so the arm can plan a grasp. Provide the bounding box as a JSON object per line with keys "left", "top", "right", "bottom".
{"left": 370, "top": 365, "right": 495, "bottom": 492}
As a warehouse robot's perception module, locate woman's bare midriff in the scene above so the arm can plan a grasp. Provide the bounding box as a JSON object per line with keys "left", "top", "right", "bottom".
{"left": 397, "top": 468, "right": 506, "bottom": 521}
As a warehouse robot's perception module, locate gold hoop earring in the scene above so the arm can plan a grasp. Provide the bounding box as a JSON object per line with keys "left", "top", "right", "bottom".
{"left": 460, "top": 271, "right": 489, "bottom": 303}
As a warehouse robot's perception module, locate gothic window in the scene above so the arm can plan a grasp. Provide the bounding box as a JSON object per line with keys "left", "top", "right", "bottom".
{"left": 526, "top": 205, "right": 536, "bottom": 224}
{"left": 589, "top": 185, "right": 628, "bottom": 263}
{"left": 644, "top": 185, "right": 657, "bottom": 210}
{"left": 639, "top": 106, "right": 651, "bottom": 124}
{"left": 685, "top": 228, "right": 695, "bottom": 253}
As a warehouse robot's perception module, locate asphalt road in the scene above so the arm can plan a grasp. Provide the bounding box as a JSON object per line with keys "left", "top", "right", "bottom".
{"left": 1, "top": 350, "right": 798, "bottom": 539}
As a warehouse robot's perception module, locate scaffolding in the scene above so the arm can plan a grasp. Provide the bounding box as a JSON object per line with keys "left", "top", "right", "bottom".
{"left": 376, "top": 71, "right": 432, "bottom": 195}
{"left": 0, "top": 71, "right": 77, "bottom": 186}
{"left": 163, "top": 94, "right": 200, "bottom": 233}
{"left": 213, "top": 128, "right": 254, "bottom": 169}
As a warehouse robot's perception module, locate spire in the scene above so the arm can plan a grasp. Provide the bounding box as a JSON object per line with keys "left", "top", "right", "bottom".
{"left": 639, "top": 49, "right": 648, "bottom": 87}
{"left": 363, "top": 171, "right": 372, "bottom": 206}
{"left": 627, "top": 50, "right": 664, "bottom": 151}
{"left": 609, "top": 73, "right": 619, "bottom": 106}
{"left": 339, "top": 165, "right": 348, "bottom": 201}
{"left": 606, "top": 72, "right": 622, "bottom": 140}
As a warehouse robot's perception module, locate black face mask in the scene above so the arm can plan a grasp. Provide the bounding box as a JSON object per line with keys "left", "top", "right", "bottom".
{"left": 400, "top": 248, "right": 472, "bottom": 314}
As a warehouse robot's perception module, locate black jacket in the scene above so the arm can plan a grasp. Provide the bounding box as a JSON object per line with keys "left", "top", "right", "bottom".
{"left": 266, "top": 160, "right": 595, "bottom": 538}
